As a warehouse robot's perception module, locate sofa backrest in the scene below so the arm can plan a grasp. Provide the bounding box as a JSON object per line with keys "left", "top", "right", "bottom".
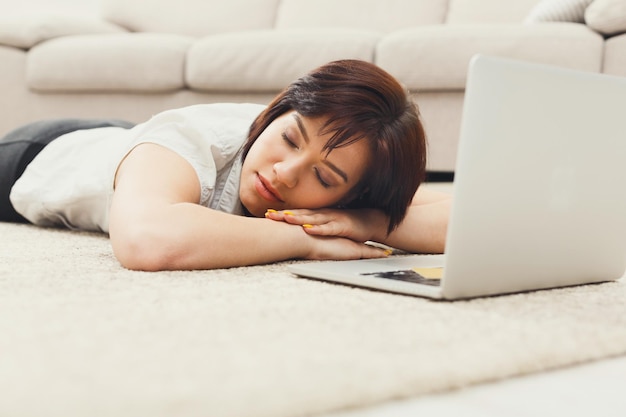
{"left": 102, "top": 0, "right": 450, "bottom": 36}
{"left": 102, "top": 0, "right": 281, "bottom": 37}
{"left": 275, "top": 0, "right": 448, "bottom": 32}
{"left": 102, "top": 0, "right": 544, "bottom": 37}
{"left": 445, "top": 0, "right": 542, "bottom": 24}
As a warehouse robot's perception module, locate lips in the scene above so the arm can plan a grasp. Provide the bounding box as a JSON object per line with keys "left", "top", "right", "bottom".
{"left": 255, "top": 174, "right": 284, "bottom": 203}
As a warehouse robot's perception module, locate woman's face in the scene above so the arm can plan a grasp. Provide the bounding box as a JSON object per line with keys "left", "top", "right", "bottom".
{"left": 240, "top": 112, "right": 371, "bottom": 217}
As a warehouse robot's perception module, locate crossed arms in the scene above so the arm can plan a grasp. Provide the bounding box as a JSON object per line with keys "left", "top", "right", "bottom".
{"left": 109, "top": 143, "right": 451, "bottom": 271}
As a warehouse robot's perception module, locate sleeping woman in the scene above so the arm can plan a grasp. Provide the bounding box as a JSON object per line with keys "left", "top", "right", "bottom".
{"left": 0, "top": 59, "right": 451, "bottom": 270}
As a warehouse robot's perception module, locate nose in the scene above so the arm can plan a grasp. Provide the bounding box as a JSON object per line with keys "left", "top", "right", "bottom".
{"left": 273, "top": 157, "right": 301, "bottom": 188}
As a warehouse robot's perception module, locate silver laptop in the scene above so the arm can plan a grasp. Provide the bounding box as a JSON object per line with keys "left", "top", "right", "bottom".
{"left": 288, "top": 54, "right": 626, "bottom": 300}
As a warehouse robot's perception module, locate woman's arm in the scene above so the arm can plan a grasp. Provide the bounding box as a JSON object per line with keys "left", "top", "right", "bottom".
{"left": 108, "top": 143, "right": 388, "bottom": 271}
{"left": 265, "top": 187, "right": 452, "bottom": 254}
{"left": 373, "top": 188, "right": 452, "bottom": 253}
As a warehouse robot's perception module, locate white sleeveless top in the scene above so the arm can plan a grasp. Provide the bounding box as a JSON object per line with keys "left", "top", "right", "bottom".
{"left": 10, "top": 103, "right": 265, "bottom": 233}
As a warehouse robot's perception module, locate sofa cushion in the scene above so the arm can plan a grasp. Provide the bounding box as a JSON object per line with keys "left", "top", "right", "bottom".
{"left": 0, "top": 14, "right": 126, "bottom": 49}
{"left": 26, "top": 34, "right": 193, "bottom": 92}
{"left": 186, "top": 29, "right": 380, "bottom": 92}
{"left": 524, "top": 0, "right": 594, "bottom": 23}
{"left": 604, "top": 34, "right": 626, "bottom": 77}
{"left": 377, "top": 23, "right": 603, "bottom": 90}
{"left": 102, "top": 0, "right": 280, "bottom": 37}
{"left": 446, "top": 0, "right": 541, "bottom": 24}
{"left": 585, "top": 0, "right": 626, "bottom": 36}
{"left": 275, "top": 0, "right": 447, "bottom": 32}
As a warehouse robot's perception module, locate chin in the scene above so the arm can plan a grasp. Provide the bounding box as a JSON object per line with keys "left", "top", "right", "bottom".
{"left": 240, "top": 176, "right": 282, "bottom": 217}
{"left": 240, "top": 194, "right": 264, "bottom": 218}
{"left": 245, "top": 205, "right": 265, "bottom": 218}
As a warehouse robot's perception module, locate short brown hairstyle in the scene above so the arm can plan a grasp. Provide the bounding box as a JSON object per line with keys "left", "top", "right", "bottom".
{"left": 242, "top": 59, "right": 427, "bottom": 234}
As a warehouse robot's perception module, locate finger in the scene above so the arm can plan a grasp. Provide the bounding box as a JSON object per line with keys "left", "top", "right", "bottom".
{"left": 312, "top": 240, "right": 390, "bottom": 260}
{"left": 264, "top": 209, "right": 310, "bottom": 221}
{"left": 300, "top": 222, "right": 340, "bottom": 236}
{"left": 301, "top": 217, "right": 356, "bottom": 239}
{"left": 264, "top": 209, "right": 286, "bottom": 221}
{"left": 283, "top": 211, "right": 331, "bottom": 226}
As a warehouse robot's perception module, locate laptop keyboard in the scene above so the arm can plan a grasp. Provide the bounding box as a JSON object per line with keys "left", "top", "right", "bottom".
{"left": 361, "top": 270, "right": 442, "bottom": 287}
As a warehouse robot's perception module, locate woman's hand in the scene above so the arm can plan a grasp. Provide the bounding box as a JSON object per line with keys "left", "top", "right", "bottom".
{"left": 302, "top": 233, "right": 391, "bottom": 260}
{"left": 264, "top": 208, "right": 389, "bottom": 243}
{"left": 269, "top": 210, "right": 391, "bottom": 259}
{"left": 264, "top": 185, "right": 453, "bottom": 255}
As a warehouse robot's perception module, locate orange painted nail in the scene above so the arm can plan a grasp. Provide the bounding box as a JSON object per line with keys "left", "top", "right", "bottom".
{"left": 283, "top": 211, "right": 294, "bottom": 216}
{"left": 302, "top": 224, "right": 313, "bottom": 229}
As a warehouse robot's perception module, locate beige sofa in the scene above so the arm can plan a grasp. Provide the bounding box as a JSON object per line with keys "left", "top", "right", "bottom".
{"left": 0, "top": 0, "right": 624, "bottom": 172}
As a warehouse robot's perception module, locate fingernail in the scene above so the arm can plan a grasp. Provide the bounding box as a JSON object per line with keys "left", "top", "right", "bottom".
{"left": 302, "top": 224, "right": 313, "bottom": 229}
{"left": 265, "top": 209, "right": 277, "bottom": 218}
{"left": 283, "top": 211, "right": 294, "bottom": 216}
{"left": 384, "top": 249, "right": 393, "bottom": 256}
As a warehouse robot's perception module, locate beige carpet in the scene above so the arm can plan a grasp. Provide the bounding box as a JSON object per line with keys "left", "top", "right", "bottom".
{"left": 2, "top": 222, "right": 626, "bottom": 417}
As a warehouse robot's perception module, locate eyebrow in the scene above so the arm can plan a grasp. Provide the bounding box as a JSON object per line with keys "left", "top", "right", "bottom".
{"left": 292, "top": 113, "right": 349, "bottom": 184}
{"left": 293, "top": 113, "right": 310, "bottom": 144}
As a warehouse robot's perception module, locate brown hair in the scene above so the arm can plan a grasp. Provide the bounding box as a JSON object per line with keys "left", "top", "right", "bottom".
{"left": 242, "top": 59, "right": 427, "bottom": 234}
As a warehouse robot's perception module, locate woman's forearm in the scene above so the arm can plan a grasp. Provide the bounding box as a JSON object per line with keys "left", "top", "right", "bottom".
{"left": 111, "top": 203, "right": 311, "bottom": 271}
{"left": 374, "top": 198, "right": 451, "bottom": 254}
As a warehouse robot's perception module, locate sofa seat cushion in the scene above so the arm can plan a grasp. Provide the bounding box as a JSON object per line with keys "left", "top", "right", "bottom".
{"left": 186, "top": 29, "right": 380, "bottom": 92}
{"left": 26, "top": 34, "right": 193, "bottom": 92}
{"left": 275, "top": 0, "right": 448, "bottom": 32}
{"left": 604, "top": 34, "right": 626, "bottom": 77}
{"left": 377, "top": 23, "right": 603, "bottom": 90}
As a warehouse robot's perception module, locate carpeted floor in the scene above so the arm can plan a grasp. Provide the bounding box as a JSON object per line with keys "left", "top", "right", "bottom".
{"left": 1, "top": 222, "right": 626, "bottom": 417}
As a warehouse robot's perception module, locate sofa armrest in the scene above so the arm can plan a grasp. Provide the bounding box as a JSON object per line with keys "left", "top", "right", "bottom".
{"left": 0, "top": 13, "right": 128, "bottom": 49}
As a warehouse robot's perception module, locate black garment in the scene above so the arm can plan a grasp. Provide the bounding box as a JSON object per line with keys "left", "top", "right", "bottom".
{"left": 0, "top": 119, "right": 134, "bottom": 223}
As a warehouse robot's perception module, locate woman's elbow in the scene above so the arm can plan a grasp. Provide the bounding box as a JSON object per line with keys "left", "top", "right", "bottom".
{"left": 110, "top": 226, "right": 180, "bottom": 271}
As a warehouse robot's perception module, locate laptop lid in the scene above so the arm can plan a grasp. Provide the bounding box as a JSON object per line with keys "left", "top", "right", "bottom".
{"left": 441, "top": 54, "right": 626, "bottom": 299}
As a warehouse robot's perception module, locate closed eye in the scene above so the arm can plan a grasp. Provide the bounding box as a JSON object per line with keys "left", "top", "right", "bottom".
{"left": 314, "top": 168, "right": 331, "bottom": 188}
{"left": 282, "top": 132, "right": 297, "bottom": 148}
{"left": 283, "top": 129, "right": 331, "bottom": 188}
